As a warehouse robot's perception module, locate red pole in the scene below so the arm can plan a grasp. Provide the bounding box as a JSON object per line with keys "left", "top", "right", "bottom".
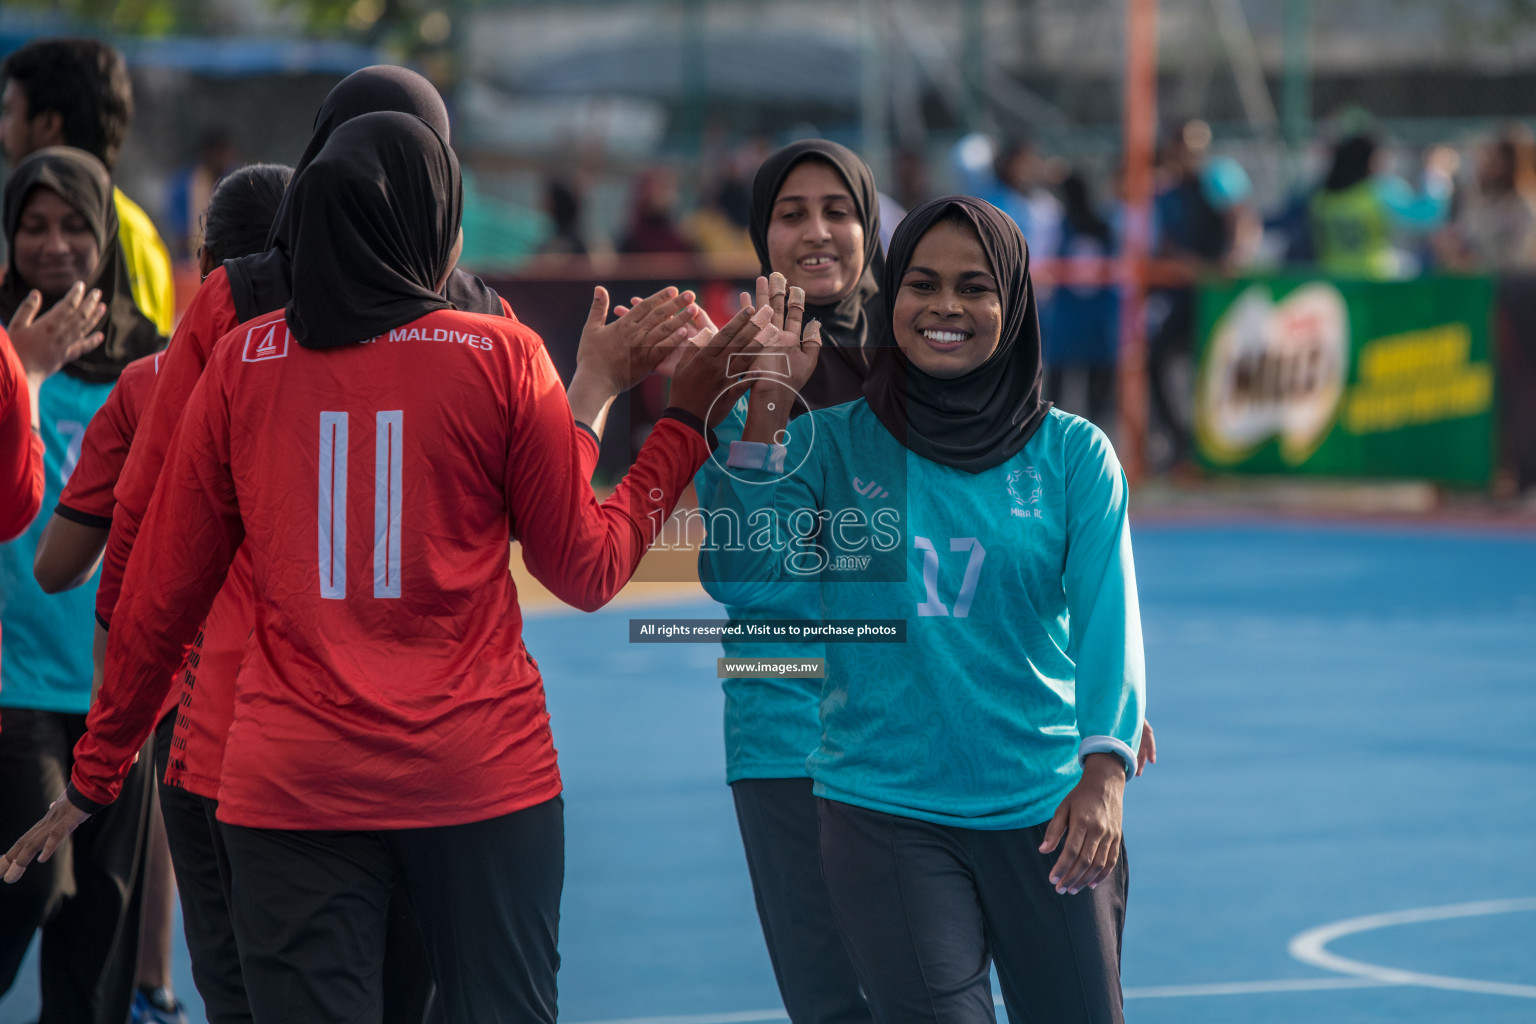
{"left": 1118, "top": 0, "right": 1158, "bottom": 484}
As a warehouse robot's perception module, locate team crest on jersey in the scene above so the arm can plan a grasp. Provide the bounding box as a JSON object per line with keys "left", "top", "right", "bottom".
{"left": 1007, "top": 467, "right": 1043, "bottom": 519}
{"left": 242, "top": 321, "right": 290, "bottom": 363}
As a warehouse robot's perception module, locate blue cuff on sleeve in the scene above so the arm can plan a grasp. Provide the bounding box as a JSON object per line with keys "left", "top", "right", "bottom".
{"left": 727, "top": 440, "right": 787, "bottom": 473}
{"left": 1079, "top": 735, "right": 1137, "bottom": 779}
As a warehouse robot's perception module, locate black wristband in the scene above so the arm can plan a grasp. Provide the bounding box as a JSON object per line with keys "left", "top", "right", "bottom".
{"left": 65, "top": 782, "right": 109, "bottom": 815}
{"left": 659, "top": 407, "right": 719, "bottom": 453}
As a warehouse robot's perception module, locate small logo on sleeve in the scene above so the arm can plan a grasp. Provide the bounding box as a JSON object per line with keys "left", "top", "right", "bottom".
{"left": 1007, "top": 467, "right": 1043, "bottom": 518}
{"left": 852, "top": 477, "right": 890, "bottom": 501}
{"left": 242, "top": 321, "right": 290, "bottom": 362}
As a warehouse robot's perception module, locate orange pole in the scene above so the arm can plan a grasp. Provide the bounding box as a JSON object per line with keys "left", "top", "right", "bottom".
{"left": 1118, "top": 0, "right": 1158, "bottom": 484}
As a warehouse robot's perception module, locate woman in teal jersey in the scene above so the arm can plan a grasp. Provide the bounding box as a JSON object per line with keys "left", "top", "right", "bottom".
{"left": 0, "top": 146, "right": 164, "bottom": 1024}
{"left": 700, "top": 195, "right": 1145, "bottom": 1023}
{"left": 695, "top": 138, "right": 884, "bottom": 1024}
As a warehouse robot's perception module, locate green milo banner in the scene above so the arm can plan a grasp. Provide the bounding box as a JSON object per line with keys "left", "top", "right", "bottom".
{"left": 1194, "top": 275, "right": 1496, "bottom": 485}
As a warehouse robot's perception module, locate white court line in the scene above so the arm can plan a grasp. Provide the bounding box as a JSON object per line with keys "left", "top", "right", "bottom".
{"left": 1121, "top": 976, "right": 1394, "bottom": 998}
{"left": 1288, "top": 896, "right": 1536, "bottom": 999}
{"left": 566, "top": 1012, "right": 789, "bottom": 1024}
{"left": 564, "top": 977, "right": 1396, "bottom": 1024}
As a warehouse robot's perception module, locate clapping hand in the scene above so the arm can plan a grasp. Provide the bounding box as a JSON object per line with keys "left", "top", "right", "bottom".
{"left": 576, "top": 285, "right": 702, "bottom": 396}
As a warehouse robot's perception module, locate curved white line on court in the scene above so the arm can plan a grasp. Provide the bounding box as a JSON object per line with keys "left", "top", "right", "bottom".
{"left": 1120, "top": 976, "right": 1392, "bottom": 998}
{"left": 1288, "top": 897, "right": 1536, "bottom": 998}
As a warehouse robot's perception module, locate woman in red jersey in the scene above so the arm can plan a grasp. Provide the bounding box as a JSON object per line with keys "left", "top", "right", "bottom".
{"left": 31, "top": 162, "right": 292, "bottom": 1024}
{"left": 3, "top": 110, "right": 765, "bottom": 1023}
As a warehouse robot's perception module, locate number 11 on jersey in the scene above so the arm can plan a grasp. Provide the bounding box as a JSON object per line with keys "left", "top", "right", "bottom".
{"left": 318, "top": 410, "right": 404, "bottom": 600}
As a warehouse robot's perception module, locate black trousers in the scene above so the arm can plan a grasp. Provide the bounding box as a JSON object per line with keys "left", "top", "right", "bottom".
{"left": 154, "top": 711, "right": 252, "bottom": 1024}
{"left": 0, "top": 706, "right": 153, "bottom": 1024}
{"left": 732, "top": 778, "right": 872, "bottom": 1024}
{"left": 222, "top": 796, "right": 563, "bottom": 1024}
{"left": 153, "top": 713, "right": 443, "bottom": 1024}
{"left": 818, "top": 799, "right": 1127, "bottom": 1024}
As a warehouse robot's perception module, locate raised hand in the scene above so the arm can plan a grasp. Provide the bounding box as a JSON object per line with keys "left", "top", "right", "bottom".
{"left": 750, "top": 280, "right": 820, "bottom": 393}
{"left": 8, "top": 283, "right": 106, "bottom": 383}
{"left": 576, "top": 285, "right": 701, "bottom": 396}
{"left": 739, "top": 281, "right": 822, "bottom": 445}
{"left": 668, "top": 304, "right": 773, "bottom": 427}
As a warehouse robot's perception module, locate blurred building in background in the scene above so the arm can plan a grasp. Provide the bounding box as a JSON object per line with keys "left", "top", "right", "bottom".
{"left": 3, "top": 0, "right": 1536, "bottom": 491}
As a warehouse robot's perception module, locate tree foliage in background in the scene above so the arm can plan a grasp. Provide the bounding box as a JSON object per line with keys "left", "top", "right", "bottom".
{"left": 3, "top": 0, "right": 477, "bottom": 45}
{"left": 3, "top": 0, "right": 213, "bottom": 36}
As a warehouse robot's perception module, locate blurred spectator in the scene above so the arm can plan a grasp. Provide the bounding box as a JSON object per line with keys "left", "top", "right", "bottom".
{"left": 881, "top": 148, "right": 932, "bottom": 252}
{"left": 950, "top": 133, "right": 1063, "bottom": 260}
{"left": 165, "top": 130, "right": 238, "bottom": 261}
{"left": 536, "top": 178, "right": 588, "bottom": 258}
{"left": 892, "top": 147, "right": 932, "bottom": 213}
{"left": 687, "top": 141, "right": 759, "bottom": 257}
{"left": 1448, "top": 126, "right": 1536, "bottom": 271}
{"left": 1147, "top": 120, "right": 1256, "bottom": 469}
{"left": 1309, "top": 132, "right": 1453, "bottom": 279}
{"left": 1044, "top": 169, "right": 1117, "bottom": 428}
{"left": 619, "top": 168, "right": 694, "bottom": 255}
{"left": 0, "top": 38, "right": 174, "bottom": 336}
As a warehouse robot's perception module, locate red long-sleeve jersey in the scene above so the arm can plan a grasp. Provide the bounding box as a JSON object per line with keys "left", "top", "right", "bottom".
{"left": 50, "top": 352, "right": 181, "bottom": 727}
{"left": 0, "top": 326, "right": 44, "bottom": 544}
{"left": 94, "top": 271, "right": 529, "bottom": 800}
{"left": 73, "top": 308, "right": 699, "bottom": 829}
{"left": 96, "top": 270, "right": 519, "bottom": 625}
{"left": 55, "top": 352, "right": 161, "bottom": 526}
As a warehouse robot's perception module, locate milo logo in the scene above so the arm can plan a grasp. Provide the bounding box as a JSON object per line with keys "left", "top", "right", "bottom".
{"left": 1195, "top": 282, "right": 1349, "bottom": 466}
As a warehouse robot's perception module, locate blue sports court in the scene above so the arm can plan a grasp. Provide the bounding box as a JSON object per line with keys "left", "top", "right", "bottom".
{"left": 3, "top": 520, "right": 1533, "bottom": 1023}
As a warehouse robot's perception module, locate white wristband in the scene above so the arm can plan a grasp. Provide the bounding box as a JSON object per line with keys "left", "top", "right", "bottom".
{"left": 727, "top": 440, "right": 787, "bottom": 473}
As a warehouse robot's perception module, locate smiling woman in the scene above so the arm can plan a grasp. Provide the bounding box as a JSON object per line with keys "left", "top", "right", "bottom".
{"left": 766, "top": 160, "right": 865, "bottom": 305}
{"left": 0, "top": 146, "right": 162, "bottom": 383}
{"left": 749, "top": 139, "right": 885, "bottom": 411}
{"left": 701, "top": 195, "right": 1147, "bottom": 1024}
{"left": 891, "top": 214, "right": 1005, "bottom": 379}
{"left": 13, "top": 188, "right": 100, "bottom": 301}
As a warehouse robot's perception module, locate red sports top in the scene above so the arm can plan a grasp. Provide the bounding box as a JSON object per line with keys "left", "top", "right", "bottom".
{"left": 51, "top": 352, "right": 181, "bottom": 726}
{"left": 0, "top": 325, "right": 44, "bottom": 544}
{"left": 74, "top": 308, "right": 695, "bottom": 829}
{"left": 94, "top": 271, "right": 532, "bottom": 800}
{"left": 96, "top": 269, "right": 519, "bottom": 625}
{"left": 56, "top": 352, "right": 161, "bottom": 526}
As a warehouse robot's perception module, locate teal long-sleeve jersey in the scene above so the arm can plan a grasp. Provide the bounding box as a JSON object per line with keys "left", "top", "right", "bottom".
{"left": 695, "top": 396, "right": 825, "bottom": 782}
{"left": 699, "top": 400, "right": 1145, "bottom": 830}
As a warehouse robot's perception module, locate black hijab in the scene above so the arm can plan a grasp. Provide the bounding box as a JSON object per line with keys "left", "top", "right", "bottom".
{"left": 1324, "top": 135, "right": 1377, "bottom": 193}
{"left": 284, "top": 111, "right": 460, "bottom": 348}
{"left": 0, "top": 147, "right": 162, "bottom": 383}
{"left": 225, "top": 65, "right": 502, "bottom": 324}
{"left": 749, "top": 139, "right": 885, "bottom": 411}
{"left": 862, "top": 195, "right": 1049, "bottom": 474}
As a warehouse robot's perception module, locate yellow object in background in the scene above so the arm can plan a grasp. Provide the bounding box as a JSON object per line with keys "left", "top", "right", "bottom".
{"left": 114, "top": 188, "right": 175, "bottom": 335}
